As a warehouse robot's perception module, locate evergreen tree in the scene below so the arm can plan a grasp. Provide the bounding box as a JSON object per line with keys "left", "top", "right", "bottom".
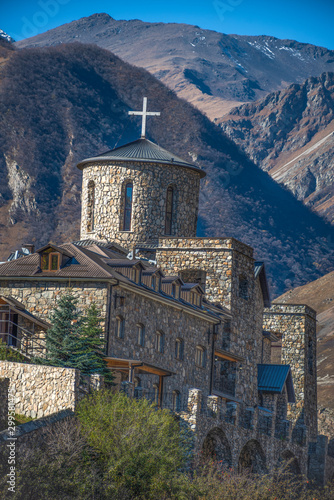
{"left": 68, "top": 303, "right": 114, "bottom": 384}
{"left": 45, "top": 292, "right": 81, "bottom": 367}
{"left": 43, "top": 293, "right": 113, "bottom": 383}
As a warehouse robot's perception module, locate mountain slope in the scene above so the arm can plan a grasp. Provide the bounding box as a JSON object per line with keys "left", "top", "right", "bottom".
{"left": 0, "top": 42, "right": 334, "bottom": 297}
{"left": 219, "top": 73, "right": 334, "bottom": 223}
{"left": 277, "top": 272, "right": 334, "bottom": 409}
{"left": 15, "top": 13, "right": 334, "bottom": 120}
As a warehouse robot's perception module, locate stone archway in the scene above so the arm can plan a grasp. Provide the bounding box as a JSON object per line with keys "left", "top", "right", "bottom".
{"left": 202, "top": 427, "right": 232, "bottom": 468}
{"left": 277, "top": 450, "right": 301, "bottom": 476}
{"left": 238, "top": 440, "right": 267, "bottom": 474}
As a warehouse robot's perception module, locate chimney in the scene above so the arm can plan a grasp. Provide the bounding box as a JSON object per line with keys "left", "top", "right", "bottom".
{"left": 23, "top": 244, "right": 35, "bottom": 254}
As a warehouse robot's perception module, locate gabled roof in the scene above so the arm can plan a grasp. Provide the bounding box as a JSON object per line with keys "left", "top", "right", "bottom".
{"left": 254, "top": 262, "right": 271, "bottom": 307}
{"left": 36, "top": 244, "right": 73, "bottom": 258}
{"left": 76, "top": 138, "right": 206, "bottom": 178}
{"left": 161, "top": 276, "right": 183, "bottom": 285}
{"left": 181, "top": 283, "right": 205, "bottom": 294}
{"left": 257, "top": 364, "right": 295, "bottom": 403}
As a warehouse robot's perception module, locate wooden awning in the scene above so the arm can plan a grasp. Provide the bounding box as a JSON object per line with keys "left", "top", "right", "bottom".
{"left": 214, "top": 348, "right": 245, "bottom": 363}
{"left": 105, "top": 357, "right": 175, "bottom": 377}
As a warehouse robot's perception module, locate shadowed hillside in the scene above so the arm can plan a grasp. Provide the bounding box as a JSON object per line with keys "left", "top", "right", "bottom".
{"left": 0, "top": 42, "right": 334, "bottom": 296}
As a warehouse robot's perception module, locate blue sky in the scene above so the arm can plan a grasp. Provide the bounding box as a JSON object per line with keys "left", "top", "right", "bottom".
{"left": 1, "top": 0, "right": 334, "bottom": 49}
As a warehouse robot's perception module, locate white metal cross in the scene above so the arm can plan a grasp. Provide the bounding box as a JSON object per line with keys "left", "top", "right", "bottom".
{"left": 128, "top": 97, "right": 160, "bottom": 138}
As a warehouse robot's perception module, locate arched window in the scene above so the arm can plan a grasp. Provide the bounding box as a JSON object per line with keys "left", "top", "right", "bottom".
{"left": 175, "top": 338, "right": 184, "bottom": 360}
{"left": 123, "top": 182, "right": 133, "bottom": 231}
{"left": 165, "top": 186, "right": 174, "bottom": 235}
{"left": 115, "top": 315, "right": 125, "bottom": 339}
{"left": 195, "top": 346, "right": 206, "bottom": 368}
{"left": 172, "top": 390, "right": 181, "bottom": 412}
{"left": 137, "top": 323, "right": 145, "bottom": 347}
{"left": 155, "top": 331, "right": 165, "bottom": 353}
{"left": 87, "top": 180, "right": 95, "bottom": 232}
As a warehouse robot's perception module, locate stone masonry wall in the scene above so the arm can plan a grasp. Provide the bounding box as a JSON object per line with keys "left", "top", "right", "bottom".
{"left": 0, "top": 378, "right": 9, "bottom": 430}
{"left": 263, "top": 304, "right": 318, "bottom": 440}
{"left": 0, "top": 280, "right": 108, "bottom": 328}
{"left": 156, "top": 237, "right": 264, "bottom": 407}
{"left": 80, "top": 161, "right": 201, "bottom": 246}
{"left": 0, "top": 361, "right": 80, "bottom": 419}
{"left": 109, "top": 283, "right": 218, "bottom": 399}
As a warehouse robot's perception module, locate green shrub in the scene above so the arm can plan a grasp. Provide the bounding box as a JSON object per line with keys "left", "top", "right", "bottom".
{"left": 0, "top": 340, "right": 27, "bottom": 363}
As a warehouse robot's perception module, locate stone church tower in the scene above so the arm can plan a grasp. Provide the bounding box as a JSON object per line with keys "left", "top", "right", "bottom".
{"left": 77, "top": 98, "right": 205, "bottom": 246}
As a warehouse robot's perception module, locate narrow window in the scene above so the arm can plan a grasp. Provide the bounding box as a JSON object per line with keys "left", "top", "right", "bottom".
{"left": 165, "top": 186, "right": 174, "bottom": 235}
{"left": 115, "top": 316, "right": 125, "bottom": 339}
{"left": 195, "top": 346, "right": 206, "bottom": 368}
{"left": 87, "top": 180, "right": 95, "bottom": 232}
{"left": 172, "top": 390, "right": 181, "bottom": 412}
{"left": 175, "top": 338, "right": 184, "bottom": 360}
{"left": 153, "top": 383, "right": 159, "bottom": 405}
{"left": 123, "top": 182, "right": 133, "bottom": 231}
{"left": 156, "top": 331, "right": 164, "bottom": 353}
{"left": 137, "top": 323, "right": 145, "bottom": 346}
{"left": 134, "top": 377, "right": 142, "bottom": 399}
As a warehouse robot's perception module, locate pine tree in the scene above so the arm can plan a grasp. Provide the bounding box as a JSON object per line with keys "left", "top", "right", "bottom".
{"left": 43, "top": 294, "right": 113, "bottom": 384}
{"left": 45, "top": 292, "right": 81, "bottom": 367}
{"left": 68, "top": 303, "right": 114, "bottom": 384}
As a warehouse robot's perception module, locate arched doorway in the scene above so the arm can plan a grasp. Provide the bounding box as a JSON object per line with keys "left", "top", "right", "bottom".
{"left": 277, "top": 450, "right": 301, "bottom": 476}
{"left": 238, "top": 440, "right": 267, "bottom": 474}
{"left": 202, "top": 427, "right": 232, "bottom": 468}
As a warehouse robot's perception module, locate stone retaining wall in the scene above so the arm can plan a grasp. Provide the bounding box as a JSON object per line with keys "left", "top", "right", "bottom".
{"left": 0, "top": 361, "right": 80, "bottom": 419}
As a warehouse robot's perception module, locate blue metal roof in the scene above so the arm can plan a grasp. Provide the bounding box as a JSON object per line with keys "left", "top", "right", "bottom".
{"left": 258, "top": 364, "right": 295, "bottom": 403}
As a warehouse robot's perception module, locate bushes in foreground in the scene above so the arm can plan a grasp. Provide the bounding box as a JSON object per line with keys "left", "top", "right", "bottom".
{"left": 0, "top": 391, "right": 332, "bottom": 499}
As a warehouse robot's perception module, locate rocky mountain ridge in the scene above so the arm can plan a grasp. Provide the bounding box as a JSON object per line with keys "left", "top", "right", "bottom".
{"left": 1, "top": 42, "right": 334, "bottom": 297}
{"left": 15, "top": 13, "right": 334, "bottom": 121}
{"left": 0, "top": 29, "right": 14, "bottom": 43}
{"left": 219, "top": 72, "right": 334, "bottom": 223}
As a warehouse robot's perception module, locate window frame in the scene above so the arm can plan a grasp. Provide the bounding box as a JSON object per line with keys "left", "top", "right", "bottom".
{"left": 123, "top": 182, "right": 133, "bottom": 232}
{"left": 195, "top": 345, "right": 206, "bottom": 368}
{"left": 155, "top": 331, "right": 165, "bottom": 353}
{"left": 87, "top": 180, "right": 95, "bottom": 232}
{"left": 165, "top": 186, "right": 174, "bottom": 235}
{"left": 115, "top": 315, "right": 125, "bottom": 339}
{"left": 175, "top": 338, "right": 184, "bottom": 360}
{"left": 137, "top": 323, "right": 145, "bottom": 347}
{"left": 41, "top": 252, "right": 60, "bottom": 272}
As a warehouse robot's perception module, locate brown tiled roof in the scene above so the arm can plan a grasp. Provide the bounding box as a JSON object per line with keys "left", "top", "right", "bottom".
{"left": 0, "top": 240, "right": 228, "bottom": 321}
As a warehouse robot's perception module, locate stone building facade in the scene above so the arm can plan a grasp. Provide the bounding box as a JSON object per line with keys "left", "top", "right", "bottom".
{"left": 263, "top": 304, "right": 318, "bottom": 440}
{"left": 78, "top": 139, "right": 204, "bottom": 246}
{"left": 0, "top": 112, "right": 333, "bottom": 484}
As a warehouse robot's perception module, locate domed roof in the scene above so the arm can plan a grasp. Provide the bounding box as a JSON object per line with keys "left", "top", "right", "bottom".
{"left": 77, "top": 138, "right": 206, "bottom": 178}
